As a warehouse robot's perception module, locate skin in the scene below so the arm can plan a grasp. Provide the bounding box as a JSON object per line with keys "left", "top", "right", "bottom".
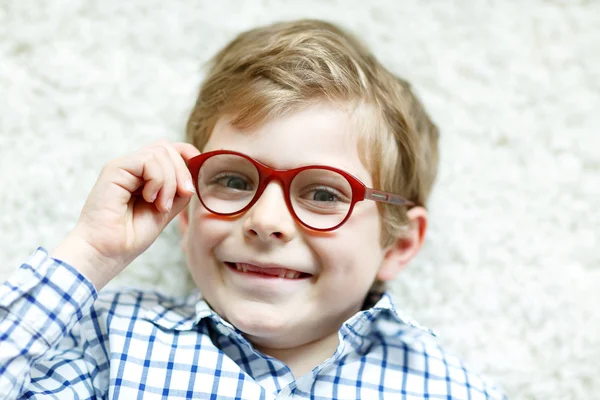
{"left": 52, "top": 102, "right": 427, "bottom": 379}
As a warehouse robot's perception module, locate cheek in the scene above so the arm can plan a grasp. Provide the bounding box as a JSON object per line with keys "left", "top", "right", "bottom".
{"left": 313, "top": 204, "right": 385, "bottom": 280}
{"left": 317, "top": 234, "right": 382, "bottom": 274}
{"left": 186, "top": 206, "right": 231, "bottom": 277}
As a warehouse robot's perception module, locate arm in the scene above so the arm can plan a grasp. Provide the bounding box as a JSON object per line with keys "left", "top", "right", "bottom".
{"left": 0, "top": 248, "right": 105, "bottom": 398}
{"left": 1, "top": 140, "right": 200, "bottom": 397}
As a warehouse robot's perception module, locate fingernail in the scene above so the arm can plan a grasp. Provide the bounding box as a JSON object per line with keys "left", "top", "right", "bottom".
{"left": 165, "top": 198, "right": 173, "bottom": 211}
{"left": 151, "top": 192, "right": 158, "bottom": 202}
{"left": 185, "top": 180, "right": 195, "bottom": 193}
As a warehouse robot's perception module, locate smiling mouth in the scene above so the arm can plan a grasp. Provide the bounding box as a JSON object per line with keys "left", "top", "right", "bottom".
{"left": 225, "top": 262, "right": 311, "bottom": 280}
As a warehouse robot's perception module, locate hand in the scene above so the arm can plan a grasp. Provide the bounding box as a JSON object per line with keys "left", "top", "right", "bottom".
{"left": 52, "top": 140, "right": 201, "bottom": 290}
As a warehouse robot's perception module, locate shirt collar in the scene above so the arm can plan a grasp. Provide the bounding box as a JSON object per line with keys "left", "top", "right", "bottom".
{"left": 141, "top": 289, "right": 213, "bottom": 331}
{"left": 357, "top": 291, "right": 436, "bottom": 336}
{"left": 142, "top": 289, "right": 435, "bottom": 337}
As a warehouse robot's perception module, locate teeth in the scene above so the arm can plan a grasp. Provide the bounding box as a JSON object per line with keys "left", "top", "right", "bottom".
{"left": 285, "top": 271, "right": 300, "bottom": 279}
{"left": 235, "top": 264, "right": 248, "bottom": 272}
{"left": 233, "top": 263, "right": 302, "bottom": 279}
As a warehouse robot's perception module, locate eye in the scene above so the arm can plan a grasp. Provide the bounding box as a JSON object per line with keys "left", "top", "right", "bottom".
{"left": 305, "top": 186, "right": 346, "bottom": 203}
{"left": 312, "top": 189, "right": 338, "bottom": 202}
{"left": 214, "top": 174, "right": 253, "bottom": 191}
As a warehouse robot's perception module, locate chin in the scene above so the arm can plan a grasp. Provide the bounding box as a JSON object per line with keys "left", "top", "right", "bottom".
{"left": 223, "top": 299, "right": 298, "bottom": 339}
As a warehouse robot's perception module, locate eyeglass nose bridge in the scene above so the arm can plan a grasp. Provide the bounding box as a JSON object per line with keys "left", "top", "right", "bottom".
{"left": 247, "top": 164, "right": 300, "bottom": 221}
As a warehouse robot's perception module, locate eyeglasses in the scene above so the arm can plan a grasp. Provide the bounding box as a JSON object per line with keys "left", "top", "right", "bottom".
{"left": 187, "top": 150, "right": 414, "bottom": 231}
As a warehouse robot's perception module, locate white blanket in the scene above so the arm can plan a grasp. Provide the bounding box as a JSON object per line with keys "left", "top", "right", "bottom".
{"left": 1, "top": 1, "right": 598, "bottom": 398}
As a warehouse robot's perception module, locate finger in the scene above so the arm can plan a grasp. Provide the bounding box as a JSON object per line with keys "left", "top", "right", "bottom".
{"left": 104, "top": 153, "right": 163, "bottom": 204}
{"left": 150, "top": 146, "right": 178, "bottom": 212}
{"left": 101, "top": 158, "right": 145, "bottom": 196}
{"left": 107, "top": 142, "right": 200, "bottom": 210}
{"left": 157, "top": 141, "right": 198, "bottom": 197}
{"left": 138, "top": 151, "right": 165, "bottom": 205}
{"left": 172, "top": 142, "right": 201, "bottom": 163}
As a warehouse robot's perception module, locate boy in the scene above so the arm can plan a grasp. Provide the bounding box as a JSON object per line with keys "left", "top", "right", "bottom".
{"left": 0, "top": 20, "right": 506, "bottom": 399}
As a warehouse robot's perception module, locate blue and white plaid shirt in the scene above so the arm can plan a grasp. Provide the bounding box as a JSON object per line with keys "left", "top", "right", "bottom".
{"left": 0, "top": 248, "right": 506, "bottom": 399}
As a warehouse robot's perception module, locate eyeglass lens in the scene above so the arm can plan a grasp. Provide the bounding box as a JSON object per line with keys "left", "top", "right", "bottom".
{"left": 196, "top": 154, "right": 353, "bottom": 229}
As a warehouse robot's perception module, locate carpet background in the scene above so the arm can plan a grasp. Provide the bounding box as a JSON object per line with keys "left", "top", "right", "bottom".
{"left": 1, "top": 1, "right": 598, "bottom": 398}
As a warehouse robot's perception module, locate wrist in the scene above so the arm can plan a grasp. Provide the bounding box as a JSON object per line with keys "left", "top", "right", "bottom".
{"left": 50, "top": 230, "right": 121, "bottom": 291}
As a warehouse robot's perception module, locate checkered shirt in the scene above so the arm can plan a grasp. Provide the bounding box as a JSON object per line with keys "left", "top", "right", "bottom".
{"left": 0, "top": 248, "right": 506, "bottom": 399}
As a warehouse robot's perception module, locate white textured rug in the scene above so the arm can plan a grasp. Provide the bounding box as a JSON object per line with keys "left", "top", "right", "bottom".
{"left": 1, "top": 1, "right": 598, "bottom": 398}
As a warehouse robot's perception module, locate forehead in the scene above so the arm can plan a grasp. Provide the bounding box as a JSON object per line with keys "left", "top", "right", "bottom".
{"left": 203, "top": 103, "right": 374, "bottom": 185}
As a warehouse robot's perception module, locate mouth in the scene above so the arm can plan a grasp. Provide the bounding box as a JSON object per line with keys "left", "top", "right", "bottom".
{"left": 225, "top": 262, "right": 311, "bottom": 280}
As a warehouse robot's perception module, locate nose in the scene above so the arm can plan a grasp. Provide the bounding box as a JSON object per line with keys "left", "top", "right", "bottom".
{"left": 242, "top": 181, "right": 296, "bottom": 243}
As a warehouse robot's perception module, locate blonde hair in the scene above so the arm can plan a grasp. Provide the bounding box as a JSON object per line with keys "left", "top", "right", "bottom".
{"left": 186, "top": 19, "right": 439, "bottom": 245}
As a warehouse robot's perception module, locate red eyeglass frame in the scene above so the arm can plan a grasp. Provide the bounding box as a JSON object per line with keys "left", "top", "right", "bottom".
{"left": 187, "top": 150, "right": 415, "bottom": 232}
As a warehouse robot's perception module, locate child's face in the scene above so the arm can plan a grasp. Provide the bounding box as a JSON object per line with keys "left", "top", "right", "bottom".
{"left": 181, "top": 103, "right": 409, "bottom": 349}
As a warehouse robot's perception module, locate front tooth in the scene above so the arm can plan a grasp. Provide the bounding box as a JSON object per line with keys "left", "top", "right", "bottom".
{"left": 278, "top": 271, "right": 286, "bottom": 278}
{"left": 285, "top": 271, "right": 296, "bottom": 279}
{"left": 236, "top": 264, "right": 242, "bottom": 271}
{"left": 241, "top": 265, "right": 248, "bottom": 273}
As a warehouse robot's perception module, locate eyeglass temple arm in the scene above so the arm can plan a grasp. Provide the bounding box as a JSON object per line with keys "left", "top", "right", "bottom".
{"left": 365, "top": 188, "right": 415, "bottom": 207}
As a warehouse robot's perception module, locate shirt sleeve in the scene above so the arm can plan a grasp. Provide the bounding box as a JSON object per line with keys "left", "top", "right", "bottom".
{"left": 0, "top": 247, "right": 108, "bottom": 399}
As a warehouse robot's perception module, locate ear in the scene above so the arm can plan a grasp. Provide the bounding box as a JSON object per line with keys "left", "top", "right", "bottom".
{"left": 376, "top": 206, "right": 428, "bottom": 281}
{"left": 178, "top": 203, "right": 191, "bottom": 254}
